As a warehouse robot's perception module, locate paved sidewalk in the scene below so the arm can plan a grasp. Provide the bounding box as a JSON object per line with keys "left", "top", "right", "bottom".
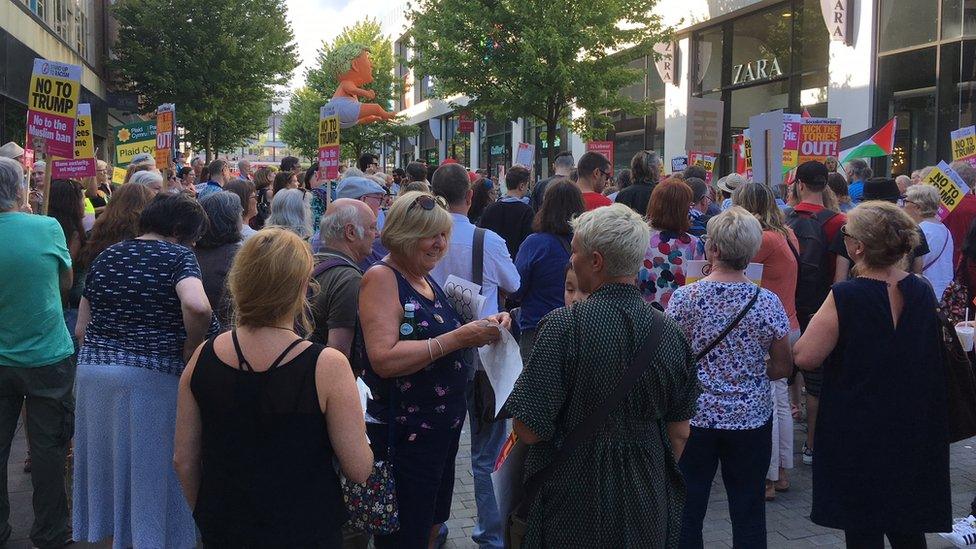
{"left": 5, "top": 417, "right": 975, "bottom": 548}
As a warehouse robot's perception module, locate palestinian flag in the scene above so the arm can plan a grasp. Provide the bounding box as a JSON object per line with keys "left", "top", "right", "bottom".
{"left": 839, "top": 118, "right": 896, "bottom": 164}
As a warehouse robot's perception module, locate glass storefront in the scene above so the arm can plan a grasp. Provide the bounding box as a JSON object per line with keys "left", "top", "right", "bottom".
{"left": 606, "top": 55, "right": 666, "bottom": 175}
{"left": 522, "top": 120, "right": 568, "bottom": 179}
{"left": 480, "top": 118, "right": 511, "bottom": 180}
{"left": 444, "top": 114, "right": 471, "bottom": 167}
{"left": 875, "top": 0, "right": 976, "bottom": 175}
{"left": 418, "top": 122, "right": 438, "bottom": 166}
{"left": 691, "top": 0, "right": 828, "bottom": 173}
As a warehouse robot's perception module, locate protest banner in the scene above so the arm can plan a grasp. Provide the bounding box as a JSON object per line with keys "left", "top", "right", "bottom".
{"left": 155, "top": 104, "right": 176, "bottom": 169}
{"left": 318, "top": 105, "right": 340, "bottom": 181}
{"left": 797, "top": 118, "right": 842, "bottom": 164}
{"left": 686, "top": 97, "right": 724, "bottom": 154}
{"left": 689, "top": 151, "right": 717, "bottom": 183}
{"left": 782, "top": 114, "right": 801, "bottom": 171}
{"left": 50, "top": 103, "right": 96, "bottom": 180}
{"left": 749, "top": 110, "right": 786, "bottom": 187}
{"left": 586, "top": 141, "right": 614, "bottom": 168}
{"left": 671, "top": 155, "right": 688, "bottom": 174}
{"left": 924, "top": 160, "right": 971, "bottom": 219}
{"left": 112, "top": 166, "right": 126, "bottom": 185}
{"left": 27, "top": 59, "right": 82, "bottom": 159}
{"left": 951, "top": 126, "right": 976, "bottom": 163}
{"left": 515, "top": 142, "right": 535, "bottom": 168}
{"left": 114, "top": 120, "right": 157, "bottom": 167}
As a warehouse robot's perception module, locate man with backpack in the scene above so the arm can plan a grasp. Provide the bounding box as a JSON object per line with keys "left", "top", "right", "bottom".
{"left": 785, "top": 161, "right": 846, "bottom": 466}
{"left": 309, "top": 198, "right": 377, "bottom": 372}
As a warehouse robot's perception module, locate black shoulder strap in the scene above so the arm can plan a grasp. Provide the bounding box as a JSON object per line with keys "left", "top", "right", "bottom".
{"left": 231, "top": 330, "right": 253, "bottom": 372}
{"left": 522, "top": 308, "right": 665, "bottom": 505}
{"left": 472, "top": 227, "right": 486, "bottom": 289}
{"left": 268, "top": 338, "right": 305, "bottom": 370}
{"left": 695, "top": 285, "right": 761, "bottom": 362}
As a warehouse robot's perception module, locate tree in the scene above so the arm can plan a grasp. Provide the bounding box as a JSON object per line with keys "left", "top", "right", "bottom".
{"left": 112, "top": 0, "right": 298, "bottom": 160}
{"left": 408, "top": 0, "right": 668, "bottom": 166}
{"left": 280, "top": 18, "right": 416, "bottom": 164}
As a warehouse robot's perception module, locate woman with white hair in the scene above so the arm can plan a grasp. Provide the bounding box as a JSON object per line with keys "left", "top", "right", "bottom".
{"left": 505, "top": 203, "right": 700, "bottom": 548}
{"left": 903, "top": 184, "right": 954, "bottom": 297}
{"left": 128, "top": 170, "right": 164, "bottom": 195}
{"left": 665, "top": 206, "right": 793, "bottom": 548}
{"left": 266, "top": 188, "right": 312, "bottom": 241}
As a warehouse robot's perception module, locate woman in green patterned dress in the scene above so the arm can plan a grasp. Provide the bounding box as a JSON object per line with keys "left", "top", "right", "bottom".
{"left": 505, "top": 204, "right": 701, "bottom": 548}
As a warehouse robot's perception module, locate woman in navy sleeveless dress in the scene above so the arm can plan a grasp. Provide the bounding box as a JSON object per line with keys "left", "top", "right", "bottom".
{"left": 358, "top": 192, "right": 507, "bottom": 549}
{"left": 795, "top": 202, "right": 950, "bottom": 548}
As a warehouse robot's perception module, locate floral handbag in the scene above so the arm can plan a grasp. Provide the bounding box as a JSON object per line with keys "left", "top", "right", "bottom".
{"left": 939, "top": 259, "right": 970, "bottom": 326}
{"left": 341, "top": 459, "right": 398, "bottom": 534}
{"left": 341, "top": 390, "right": 399, "bottom": 535}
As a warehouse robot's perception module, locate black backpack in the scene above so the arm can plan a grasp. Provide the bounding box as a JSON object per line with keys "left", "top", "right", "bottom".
{"left": 309, "top": 256, "right": 366, "bottom": 375}
{"left": 785, "top": 208, "right": 839, "bottom": 323}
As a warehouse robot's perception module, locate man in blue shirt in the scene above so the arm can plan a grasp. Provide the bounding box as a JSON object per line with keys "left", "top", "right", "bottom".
{"left": 197, "top": 159, "right": 232, "bottom": 199}
{"left": 0, "top": 157, "right": 75, "bottom": 548}
{"left": 431, "top": 163, "right": 520, "bottom": 549}
{"left": 845, "top": 158, "right": 872, "bottom": 205}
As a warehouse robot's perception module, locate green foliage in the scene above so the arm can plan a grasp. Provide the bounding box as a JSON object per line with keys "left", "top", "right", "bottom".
{"left": 279, "top": 86, "right": 322, "bottom": 161}
{"left": 111, "top": 0, "right": 298, "bottom": 159}
{"left": 407, "top": 0, "right": 668, "bottom": 163}
{"left": 280, "top": 19, "right": 417, "bottom": 163}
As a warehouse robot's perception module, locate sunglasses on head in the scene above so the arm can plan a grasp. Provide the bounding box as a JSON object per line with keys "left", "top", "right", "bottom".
{"left": 407, "top": 194, "right": 448, "bottom": 212}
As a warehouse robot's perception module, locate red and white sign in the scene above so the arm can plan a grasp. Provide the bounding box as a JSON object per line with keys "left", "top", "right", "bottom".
{"left": 586, "top": 140, "right": 614, "bottom": 168}
{"left": 458, "top": 111, "right": 474, "bottom": 133}
{"left": 51, "top": 103, "right": 96, "bottom": 179}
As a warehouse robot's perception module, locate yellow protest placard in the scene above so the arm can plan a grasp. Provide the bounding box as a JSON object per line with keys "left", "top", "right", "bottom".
{"left": 26, "top": 59, "right": 82, "bottom": 159}
{"left": 112, "top": 166, "right": 126, "bottom": 185}
{"left": 50, "top": 103, "right": 96, "bottom": 179}
{"left": 951, "top": 126, "right": 976, "bottom": 161}
{"left": 925, "top": 160, "right": 972, "bottom": 219}
{"left": 318, "top": 115, "right": 340, "bottom": 148}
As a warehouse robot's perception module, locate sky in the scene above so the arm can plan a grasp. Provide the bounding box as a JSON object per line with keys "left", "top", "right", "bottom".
{"left": 285, "top": 0, "right": 393, "bottom": 91}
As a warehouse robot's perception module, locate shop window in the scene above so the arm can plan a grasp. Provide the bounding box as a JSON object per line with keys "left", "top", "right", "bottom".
{"left": 730, "top": 7, "right": 792, "bottom": 86}
{"left": 794, "top": 0, "right": 829, "bottom": 73}
{"left": 695, "top": 27, "right": 724, "bottom": 94}
{"left": 799, "top": 72, "right": 829, "bottom": 116}
{"left": 876, "top": 48, "right": 938, "bottom": 175}
{"left": 879, "top": 0, "right": 938, "bottom": 52}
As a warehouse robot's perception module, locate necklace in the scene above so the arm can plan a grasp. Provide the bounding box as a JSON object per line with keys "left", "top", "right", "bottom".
{"left": 856, "top": 275, "right": 891, "bottom": 286}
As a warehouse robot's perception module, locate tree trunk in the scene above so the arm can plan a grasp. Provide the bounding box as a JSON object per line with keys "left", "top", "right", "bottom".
{"left": 545, "top": 117, "right": 558, "bottom": 169}
{"left": 205, "top": 126, "right": 214, "bottom": 163}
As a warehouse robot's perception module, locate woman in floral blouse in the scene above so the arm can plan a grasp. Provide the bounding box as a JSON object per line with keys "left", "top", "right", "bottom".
{"left": 638, "top": 178, "right": 705, "bottom": 310}
{"left": 665, "top": 206, "right": 793, "bottom": 549}
{"left": 358, "top": 191, "right": 509, "bottom": 549}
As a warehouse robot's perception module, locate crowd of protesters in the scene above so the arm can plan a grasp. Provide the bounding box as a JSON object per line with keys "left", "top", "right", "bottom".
{"left": 0, "top": 136, "right": 968, "bottom": 549}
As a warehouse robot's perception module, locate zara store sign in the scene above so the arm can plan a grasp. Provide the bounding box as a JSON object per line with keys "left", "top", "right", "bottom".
{"left": 732, "top": 58, "right": 784, "bottom": 85}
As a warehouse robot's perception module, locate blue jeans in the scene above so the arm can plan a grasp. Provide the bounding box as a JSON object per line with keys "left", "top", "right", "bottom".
{"left": 465, "top": 374, "right": 509, "bottom": 549}
{"left": 678, "top": 419, "right": 772, "bottom": 549}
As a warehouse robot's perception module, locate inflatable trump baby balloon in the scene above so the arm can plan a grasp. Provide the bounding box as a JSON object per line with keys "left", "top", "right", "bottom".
{"left": 323, "top": 43, "right": 396, "bottom": 129}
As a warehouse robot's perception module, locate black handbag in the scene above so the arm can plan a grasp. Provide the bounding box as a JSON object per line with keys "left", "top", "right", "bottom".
{"left": 936, "top": 310, "right": 976, "bottom": 443}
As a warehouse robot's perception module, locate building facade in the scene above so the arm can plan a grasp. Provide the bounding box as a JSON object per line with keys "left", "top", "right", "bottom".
{"left": 0, "top": 0, "right": 121, "bottom": 160}
{"left": 381, "top": 0, "right": 975, "bottom": 179}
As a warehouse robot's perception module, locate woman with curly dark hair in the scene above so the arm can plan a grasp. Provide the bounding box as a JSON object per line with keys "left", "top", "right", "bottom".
{"left": 82, "top": 183, "right": 155, "bottom": 267}
{"left": 48, "top": 179, "right": 88, "bottom": 339}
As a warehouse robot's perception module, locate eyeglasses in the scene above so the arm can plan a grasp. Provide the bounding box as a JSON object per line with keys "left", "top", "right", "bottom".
{"left": 407, "top": 194, "right": 448, "bottom": 212}
{"left": 840, "top": 224, "right": 858, "bottom": 240}
{"left": 599, "top": 168, "right": 613, "bottom": 180}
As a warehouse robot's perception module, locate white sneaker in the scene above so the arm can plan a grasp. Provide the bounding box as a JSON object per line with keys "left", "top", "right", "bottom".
{"left": 802, "top": 443, "right": 813, "bottom": 465}
{"left": 940, "top": 515, "right": 976, "bottom": 547}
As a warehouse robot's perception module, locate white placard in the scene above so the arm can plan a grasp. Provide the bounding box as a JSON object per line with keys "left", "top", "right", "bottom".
{"left": 444, "top": 274, "right": 487, "bottom": 323}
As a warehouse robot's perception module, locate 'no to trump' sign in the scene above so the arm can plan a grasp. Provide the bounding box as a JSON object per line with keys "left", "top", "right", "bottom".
{"left": 925, "top": 160, "right": 971, "bottom": 220}
{"left": 27, "top": 59, "right": 82, "bottom": 159}
{"left": 318, "top": 105, "right": 340, "bottom": 180}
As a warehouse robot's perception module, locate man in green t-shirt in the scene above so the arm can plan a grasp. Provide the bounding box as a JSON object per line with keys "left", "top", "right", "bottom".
{"left": 0, "top": 157, "right": 75, "bottom": 548}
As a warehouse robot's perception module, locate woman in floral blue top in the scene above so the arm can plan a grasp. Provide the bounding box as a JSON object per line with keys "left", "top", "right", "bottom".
{"left": 665, "top": 207, "right": 793, "bottom": 549}
{"left": 639, "top": 178, "right": 705, "bottom": 310}
{"left": 359, "top": 192, "right": 510, "bottom": 549}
